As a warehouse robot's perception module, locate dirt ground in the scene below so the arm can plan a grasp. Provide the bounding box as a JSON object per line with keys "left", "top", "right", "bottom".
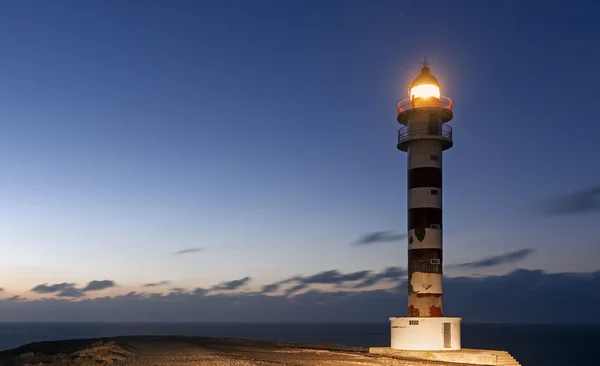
{"left": 0, "top": 336, "right": 478, "bottom": 366}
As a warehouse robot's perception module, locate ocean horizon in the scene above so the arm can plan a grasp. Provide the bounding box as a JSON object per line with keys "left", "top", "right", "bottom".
{"left": 0, "top": 322, "right": 597, "bottom": 365}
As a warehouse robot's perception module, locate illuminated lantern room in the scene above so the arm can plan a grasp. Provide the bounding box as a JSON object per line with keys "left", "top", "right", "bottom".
{"left": 397, "top": 60, "right": 453, "bottom": 125}
{"left": 409, "top": 65, "right": 441, "bottom": 100}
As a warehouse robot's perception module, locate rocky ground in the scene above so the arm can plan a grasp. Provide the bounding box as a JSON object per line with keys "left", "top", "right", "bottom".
{"left": 0, "top": 336, "right": 479, "bottom": 365}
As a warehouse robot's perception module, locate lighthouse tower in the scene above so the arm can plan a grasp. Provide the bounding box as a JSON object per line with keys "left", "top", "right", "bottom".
{"left": 390, "top": 60, "right": 461, "bottom": 351}
{"left": 371, "top": 60, "right": 520, "bottom": 366}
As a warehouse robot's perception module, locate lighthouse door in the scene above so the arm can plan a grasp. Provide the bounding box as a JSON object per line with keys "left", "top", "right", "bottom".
{"left": 443, "top": 322, "right": 451, "bottom": 348}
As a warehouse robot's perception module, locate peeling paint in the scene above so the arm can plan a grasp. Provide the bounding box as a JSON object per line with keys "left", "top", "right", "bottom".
{"left": 408, "top": 293, "right": 443, "bottom": 318}
{"left": 408, "top": 305, "right": 420, "bottom": 317}
{"left": 429, "top": 305, "right": 442, "bottom": 317}
{"left": 410, "top": 272, "right": 442, "bottom": 294}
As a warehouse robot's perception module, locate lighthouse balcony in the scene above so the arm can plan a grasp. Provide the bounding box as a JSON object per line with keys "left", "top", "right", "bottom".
{"left": 397, "top": 124, "right": 453, "bottom": 152}
{"left": 397, "top": 96, "right": 453, "bottom": 124}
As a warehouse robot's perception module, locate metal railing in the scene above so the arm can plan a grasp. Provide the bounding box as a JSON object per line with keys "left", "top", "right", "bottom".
{"left": 398, "top": 124, "right": 453, "bottom": 143}
{"left": 397, "top": 96, "right": 453, "bottom": 114}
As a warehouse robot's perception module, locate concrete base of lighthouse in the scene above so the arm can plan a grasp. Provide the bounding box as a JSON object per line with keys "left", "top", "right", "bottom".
{"left": 389, "top": 316, "right": 462, "bottom": 351}
{"left": 369, "top": 317, "right": 522, "bottom": 365}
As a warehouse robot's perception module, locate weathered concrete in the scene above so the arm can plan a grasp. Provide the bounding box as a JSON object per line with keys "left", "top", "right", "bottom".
{"left": 369, "top": 347, "right": 521, "bottom": 366}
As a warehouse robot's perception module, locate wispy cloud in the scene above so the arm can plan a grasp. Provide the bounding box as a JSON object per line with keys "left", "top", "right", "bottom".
{"left": 31, "top": 283, "right": 76, "bottom": 294}
{"left": 56, "top": 287, "right": 85, "bottom": 298}
{"left": 6, "top": 295, "right": 26, "bottom": 302}
{"left": 31, "top": 280, "right": 117, "bottom": 298}
{"left": 353, "top": 231, "right": 406, "bottom": 246}
{"left": 270, "top": 267, "right": 407, "bottom": 296}
{"left": 174, "top": 248, "right": 204, "bottom": 255}
{"left": 261, "top": 283, "right": 280, "bottom": 293}
{"left": 451, "top": 249, "right": 535, "bottom": 269}
{"left": 143, "top": 281, "right": 171, "bottom": 287}
{"left": 7, "top": 269, "right": 600, "bottom": 324}
{"left": 351, "top": 266, "right": 407, "bottom": 288}
{"left": 539, "top": 185, "right": 600, "bottom": 215}
{"left": 193, "top": 288, "right": 207, "bottom": 295}
{"left": 83, "top": 280, "right": 116, "bottom": 292}
{"left": 211, "top": 277, "right": 251, "bottom": 291}
{"left": 284, "top": 283, "right": 308, "bottom": 296}
{"left": 297, "top": 270, "right": 372, "bottom": 285}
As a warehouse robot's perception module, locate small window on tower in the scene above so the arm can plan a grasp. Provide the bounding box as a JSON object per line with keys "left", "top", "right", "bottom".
{"left": 409, "top": 320, "right": 419, "bottom": 325}
{"left": 430, "top": 224, "right": 441, "bottom": 229}
{"left": 430, "top": 155, "right": 439, "bottom": 161}
{"left": 431, "top": 189, "right": 440, "bottom": 195}
{"left": 430, "top": 259, "right": 441, "bottom": 265}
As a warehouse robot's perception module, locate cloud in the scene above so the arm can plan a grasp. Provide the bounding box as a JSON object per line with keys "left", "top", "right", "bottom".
{"left": 298, "top": 270, "right": 372, "bottom": 285}
{"left": 277, "top": 277, "right": 300, "bottom": 285}
{"left": 31, "top": 283, "right": 76, "bottom": 294}
{"left": 268, "top": 267, "right": 406, "bottom": 296}
{"left": 539, "top": 185, "right": 600, "bottom": 215}
{"left": 292, "top": 268, "right": 403, "bottom": 287}
{"left": 174, "top": 248, "right": 204, "bottom": 255}
{"left": 452, "top": 249, "right": 535, "bottom": 269}
{"left": 353, "top": 231, "right": 406, "bottom": 245}
{"left": 351, "top": 266, "right": 407, "bottom": 288}
{"left": 0, "top": 288, "right": 4, "bottom": 292}
{"left": 56, "top": 287, "right": 85, "bottom": 298}
{"left": 261, "top": 284, "right": 279, "bottom": 293}
{"left": 5, "top": 295, "right": 26, "bottom": 302}
{"left": 193, "top": 288, "right": 207, "bottom": 295}
{"left": 4, "top": 269, "right": 600, "bottom": 324}
{"left": 143, "top": 281, "right": 171, "bottom": 287}
{"left": 83, "top": 280, "right": 116, "bottom": 292}
{"left": 211, "top": 277, "right": 251, "bottom": 291}
{"left": 30, "top": 280, "right": 117, "bottom": 298}
{"left": 285, "top": 283, "right": 308, "bottom": 296}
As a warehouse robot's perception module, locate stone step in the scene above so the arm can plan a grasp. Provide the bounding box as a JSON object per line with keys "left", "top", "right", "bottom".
{"left": 368, "top": 347, "right": 522, "bottom": 366}
{"left": 494, "top": 351, "right": 521, "bottom": 366}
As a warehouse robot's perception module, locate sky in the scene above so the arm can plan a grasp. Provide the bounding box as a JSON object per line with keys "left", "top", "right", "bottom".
{"left": 0, "top": 0, "right": 599, "bottom": 321}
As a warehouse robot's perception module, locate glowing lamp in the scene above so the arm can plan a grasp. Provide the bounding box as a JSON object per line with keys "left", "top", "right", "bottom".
{"left": 408, "top": 63, "right": 441, "bottom": 101}
{"left": 410, "top": 84, "right": 440, "bottom": 100}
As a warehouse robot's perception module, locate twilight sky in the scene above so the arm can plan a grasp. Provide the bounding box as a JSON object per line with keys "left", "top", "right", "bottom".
{"left": 0, "top": 0, "right": 599, "bottom": 320}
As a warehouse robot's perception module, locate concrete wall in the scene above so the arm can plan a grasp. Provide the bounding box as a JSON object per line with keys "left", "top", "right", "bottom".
{"left": 390, "top": 317, "right": 461, "bottom": 351}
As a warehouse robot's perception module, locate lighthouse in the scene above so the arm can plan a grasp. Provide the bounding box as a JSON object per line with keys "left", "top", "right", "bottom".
{"left": 370, "top": 61, "right": 521, "bottom": 365}
{"left": 390, "top": 60, "right": 461, "bottom": 351}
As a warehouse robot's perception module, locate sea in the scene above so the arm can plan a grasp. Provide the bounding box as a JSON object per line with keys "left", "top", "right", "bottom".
{"left": 0, "top": 322, "right": 596, "bottom": 365}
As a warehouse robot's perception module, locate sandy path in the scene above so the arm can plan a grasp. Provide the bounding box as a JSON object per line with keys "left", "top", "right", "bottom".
{"left": 0, "top": 335, "right": 477, "bottom": 365}
{"left": 125, "top": 337, "right": 460, "bottom": 366}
